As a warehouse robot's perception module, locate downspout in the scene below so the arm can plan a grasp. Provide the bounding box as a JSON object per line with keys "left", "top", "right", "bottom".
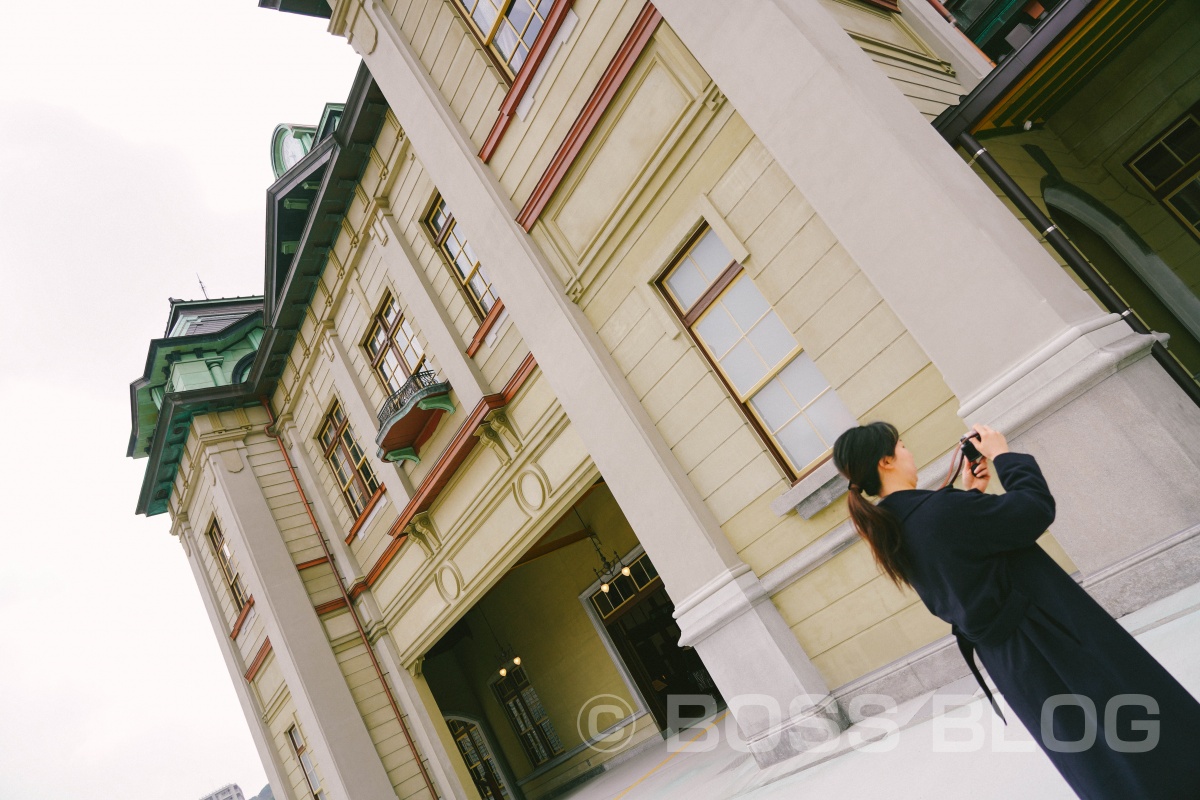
{"left": 957, "top": 132, "right": 1200, "bottom": 407}
{"left": 259, "top": 397, "right": 441, "bottom": 800}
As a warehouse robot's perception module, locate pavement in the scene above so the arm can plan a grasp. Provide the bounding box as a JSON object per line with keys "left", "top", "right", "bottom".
{"left": 560, "top": 580, "right": 1200, "bottom": 800}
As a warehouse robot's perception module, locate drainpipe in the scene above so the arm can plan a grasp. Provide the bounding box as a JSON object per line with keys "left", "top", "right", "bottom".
{"left": 957, "top": 132, "right": 1200, "bottom": 407}
{"left": 259, "top": 397, "right": 441, "bottom": 799}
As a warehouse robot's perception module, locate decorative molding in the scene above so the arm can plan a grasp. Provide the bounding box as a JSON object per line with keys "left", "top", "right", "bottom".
{"left": 405, "top": 511, "right": 443, "bottom": 557}
{"left": 314, "top": 597, "right": 349, "bottom": 616}
{"left": 243, "top": 637, "right": 272, "bottom": 682}
{"left": 229, "top": 596, "right": 256, "bottom": 641}
{"left": 479, "top": 0, "right": 576, "bottom": 162}
{"left": 513, "top": 465, "right": 549, "bottom": 514}
{"left": 345, "top": 485, "right": 388, "bottom": 543}
{"left": 502, "top": 353, "right": 538, "bottom": 402}
{"left": 366, "top": 356, "right": 539, "bottom": 587}
{"left": 466, "top": 299, "right": 506, "bottom": 357}
{"left": 474, "top": 421, "right": 512, "bottom": 466}
{"left": 515, "top": 2, "right": 663, "bottom": 231}
{"left": 435, "top": 563, "right": 463, "bottom": 603}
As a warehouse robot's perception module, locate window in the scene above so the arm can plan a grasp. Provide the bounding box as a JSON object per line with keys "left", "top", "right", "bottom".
{"left": 206, "top": 519, "right": 248, "bottom": 611}
{"left": 661, "top": 228, "right": 857, "bottom": 476}
{"left": 454, "top": 0, "right": 555, "bottom": 76}
{"left": 364, "top": 292, "right": 426, "bottom": 393}
{"left": 287, "top": 725, "right": 326, "bottom": 800}
{"left": 447, "top": 718, "right": 511, "bottom": 799}
{"left": 1128, "top": 107, "right": 1200, "bottom": 242}
{"left": 318, "top": 400, "right": 380, "bottom": 517}
{"left": 493, "top": 667, "right": 564, "bottom": 767}
{"left": 426, "top": 194, "right": 499, "bottom": 319}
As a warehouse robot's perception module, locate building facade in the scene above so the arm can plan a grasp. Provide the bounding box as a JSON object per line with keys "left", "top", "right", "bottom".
{"left": 130, "top": 1, "right": 1200, "bottom": 798}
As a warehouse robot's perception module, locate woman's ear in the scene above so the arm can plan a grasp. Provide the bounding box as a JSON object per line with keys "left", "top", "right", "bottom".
{"left": 878, "top": 454, "right": 894, "bottom": 473}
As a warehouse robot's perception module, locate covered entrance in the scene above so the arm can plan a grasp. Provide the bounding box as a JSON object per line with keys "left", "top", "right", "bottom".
{"left": 419, "top": 480, "right": 722, "bottom": 800}
{"left": 583, "top": 549, "right": 722, "bottom": 731}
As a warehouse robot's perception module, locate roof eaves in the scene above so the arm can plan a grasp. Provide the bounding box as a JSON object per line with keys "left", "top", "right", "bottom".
{"left": 933, "top": 0, "right": 1098, "bottom": 142}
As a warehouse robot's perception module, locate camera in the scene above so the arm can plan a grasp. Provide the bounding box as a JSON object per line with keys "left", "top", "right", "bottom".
{"left": 960, "top": 431, "right": 982, "bottom": 463}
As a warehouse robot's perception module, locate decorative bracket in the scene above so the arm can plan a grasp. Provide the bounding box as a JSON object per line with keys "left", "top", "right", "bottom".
{"left": 405, "top": 511, "right": 442, "bottom": 558}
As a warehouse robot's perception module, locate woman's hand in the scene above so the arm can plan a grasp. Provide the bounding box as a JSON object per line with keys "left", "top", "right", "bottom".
{"left": 971, "top": 424, "right": 1009, "bottom": 460}
{"left": 962, "top": 456, "right": 990, "bottom": 492}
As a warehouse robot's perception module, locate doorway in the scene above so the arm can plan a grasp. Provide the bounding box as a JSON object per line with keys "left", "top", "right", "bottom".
{"left": 585, "top": 551, "right": 722, "bottom": 731}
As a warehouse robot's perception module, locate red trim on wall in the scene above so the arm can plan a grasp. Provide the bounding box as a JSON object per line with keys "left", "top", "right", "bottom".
{"left": 479, "top": 0, "right": 576, "bottom": 163}
{"left": 363, "top": 356, "right": 540, "bottom": 587}
{"left": 502, "top": 353, "right": 537, "bottom": 402}
{"left": 515, "top": 3, "right": 662, "bottom": 231}
{"left": 385, "top": 392, "right": 507, "bottom": 542}
{"left": 345, "top": 485, "right": 388, "bottom": 543}
{"left": 229, "top": 596, "right": 255, "bottom": 641}
{"left": 466, "top": 299, "right": 507, "bottom": 357}
{"left": 314, "top": 597, "right": 349, "bottom": 615}
{"left": 295, "top": 556, "right": 331, "bottom": 571}
{"left": 244, "top": 637, "right": 272, "bottom": 682}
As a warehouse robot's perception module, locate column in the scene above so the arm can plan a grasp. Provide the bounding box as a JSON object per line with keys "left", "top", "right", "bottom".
{"left": 648, "top": 0, "right": 1200, "bottom": 573}
{"left": 203, "top": 420, "right": 400, "bottom": 799}
{"left": 175, "top": 516, "right": 293, "bottom": 799}
{"left": 281, "top": 417, "right": 476, "bottom": 800}
{"left": 331, "top": 0, "right": 843, "bottom": 765}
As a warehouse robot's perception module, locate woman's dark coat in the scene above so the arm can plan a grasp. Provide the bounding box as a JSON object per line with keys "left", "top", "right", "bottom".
{"left": 879, "top": 452, "right": 1200, "bottom": 799}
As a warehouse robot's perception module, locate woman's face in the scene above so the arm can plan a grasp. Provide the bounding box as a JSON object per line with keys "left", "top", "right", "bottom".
{"left": 888, "top": 439, "right": 918, "bottom": 485}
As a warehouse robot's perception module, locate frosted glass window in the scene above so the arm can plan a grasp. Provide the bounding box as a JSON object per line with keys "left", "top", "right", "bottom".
{"left": 662, "top": 227, "right": 858, "bottom": 474}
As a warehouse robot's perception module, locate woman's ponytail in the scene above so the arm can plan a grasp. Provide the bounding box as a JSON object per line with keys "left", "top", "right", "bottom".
{"left": 833, "top": 422, "right": 912, "bottom": 588}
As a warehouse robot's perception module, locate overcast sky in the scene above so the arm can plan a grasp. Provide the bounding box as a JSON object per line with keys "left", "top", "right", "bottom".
{"left": 0, "top": 4, "right": 360, "bottom": 798}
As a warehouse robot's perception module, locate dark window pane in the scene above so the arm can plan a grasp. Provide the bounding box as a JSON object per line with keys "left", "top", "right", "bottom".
{"left": 1164, "top": 118, "right": 1200, "bottom": 165}
{"left": 1134, "top": 142, "right": 1183, "bottom": 187}
{"left": 1169, "top": 179, "right": 1200, "bottom": 226}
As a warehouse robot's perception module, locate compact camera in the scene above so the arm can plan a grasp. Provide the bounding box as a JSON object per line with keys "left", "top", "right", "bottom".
{"left": 960, "top": 431, "right": 982, "bottom": 463}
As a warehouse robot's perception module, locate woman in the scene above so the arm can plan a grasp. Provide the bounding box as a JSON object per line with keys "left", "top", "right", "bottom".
{"left": 832, "top": 421, "right": 1200, "bottom": 799}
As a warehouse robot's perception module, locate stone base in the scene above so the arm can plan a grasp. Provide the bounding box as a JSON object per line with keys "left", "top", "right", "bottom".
{"left": 675, "top": 566, "right": 849, "bottom": 766}
{"left": 1083, "top": 523, "right": 1200, "bottom": 618}
{"left": 741, "top": 693, "right": 848, "bottom": 767}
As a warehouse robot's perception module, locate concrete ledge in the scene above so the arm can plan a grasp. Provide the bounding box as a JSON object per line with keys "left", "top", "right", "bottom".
{"left": 1083, "top": 523, "right": 1200, "bottom": 618}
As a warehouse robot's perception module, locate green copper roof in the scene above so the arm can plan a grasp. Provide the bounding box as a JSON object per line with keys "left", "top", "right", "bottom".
{"left": 130, "top": 63, "right": 387, "bottom": 517}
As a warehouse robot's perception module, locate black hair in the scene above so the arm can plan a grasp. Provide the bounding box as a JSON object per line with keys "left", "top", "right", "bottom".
{"left": 832, "top": 422, "right": 912, "bottom": 587}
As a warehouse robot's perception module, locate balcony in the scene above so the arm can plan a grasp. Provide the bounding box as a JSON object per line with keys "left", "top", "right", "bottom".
{"left": 374, "top": 370, "right": 455, "bottom": 464}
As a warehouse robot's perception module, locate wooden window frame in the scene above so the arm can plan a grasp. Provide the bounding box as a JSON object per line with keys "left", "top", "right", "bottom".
{"left": 362, "top": 291, "right": 426, "bottom": 393}
{"left": 287, "top": 725, "right": 326, "bottom": 800}
{"left": 317, "top": 399, "right": 381, "bottom": 518}
{"left": 206, "top": 519, "right": 248, "bottom": 612}
{"left": 452, "top": 0, "right": 556, "bottom": 81}
{"left": 1126, "top": 103, "right": 1200, "bottom": 244}
{"left": 425, "top": 193, "right": 500, "bottom": 322}
{"left": 492, "top": 667, "right": 564, "bottom": 767}
{"left": 659, "top": 229, "right": 847, "bottom": 482}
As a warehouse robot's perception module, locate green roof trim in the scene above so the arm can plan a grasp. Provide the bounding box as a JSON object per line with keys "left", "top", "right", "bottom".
{"left": 130, "top": 62, "right": 388, "bottom": 517}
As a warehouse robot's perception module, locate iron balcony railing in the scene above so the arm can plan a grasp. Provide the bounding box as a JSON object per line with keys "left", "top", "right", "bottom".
{"left": 376, "top": 370, "right": 447, "bottom": 428}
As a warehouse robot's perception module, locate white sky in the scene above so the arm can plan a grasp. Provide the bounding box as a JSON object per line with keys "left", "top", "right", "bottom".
{"left": 0, "top": 3, "right": 361, "bottom": 798}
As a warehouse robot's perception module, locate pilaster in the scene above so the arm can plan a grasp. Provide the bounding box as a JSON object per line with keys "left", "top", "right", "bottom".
{"left": 175, "top": 516, "right": 293, "bottom": 798}
{"left": 337, "top": 0, "right": 845, "bottom": 765}
{"left": 655, "top": 0, "right": 1200, "bottom": 575}
{"left": 206, "top": 431, "right": 399, "bottom": 800}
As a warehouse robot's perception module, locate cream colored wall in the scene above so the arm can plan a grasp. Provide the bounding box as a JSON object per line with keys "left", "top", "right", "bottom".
{"left": 506, "top": 20, "right": 963, "bottom": 687}
{"left": 423, "top": 485, "right": 660, "bottom": 795}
